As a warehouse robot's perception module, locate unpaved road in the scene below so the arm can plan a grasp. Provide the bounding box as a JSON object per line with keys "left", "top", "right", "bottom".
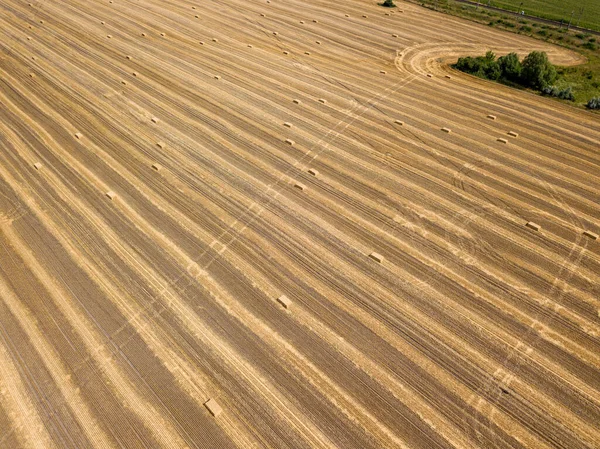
{"left": 0, "top": 0, "right": 599, "bottom": 448}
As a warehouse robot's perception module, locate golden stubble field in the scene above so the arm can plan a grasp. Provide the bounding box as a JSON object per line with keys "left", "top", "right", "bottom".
{"left": 0, "top": 0, "right": 599, "bottom": 448}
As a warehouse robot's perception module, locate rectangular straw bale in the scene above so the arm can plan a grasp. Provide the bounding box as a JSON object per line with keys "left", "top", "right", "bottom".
{"left": 277, "top": 295, "right": 291, "bottom": 309}
{"left": 204, "top": 399, "right": 223, "bottom": 417}
{"left": 525, "top": 222, "right": 540, "bottom": 231}
{"left": 369, "top": 252, "right": 384, "bottom": 263}
{"left": 497, "top": 138, "right": 508, "bottom": 144}
{"left": 583, "top": 230, "right": 598, "bottom": 240}
{"left": 507, "top": 131, "right": 518, "bottom": 137}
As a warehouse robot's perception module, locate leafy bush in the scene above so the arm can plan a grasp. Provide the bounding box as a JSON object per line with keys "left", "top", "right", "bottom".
{"left": 379, "top": 0, "right": 396, "bottom": 7}
{"left": 497, "top": 52, "right": 522, "bottom": 82}
{"left": 582, "top": 42, "right": 597, "bottom": 51}
{"left": 521, "top": 51, "right": 556, "bottom": 90}
{"left": 455, "top": 51, "right": 501, "bottom": 80}
{"left": 587, "top": 97, "right": 600, "bottom": 109}
{"left": 541, "top": 86, "right": 575, "bottom": 101}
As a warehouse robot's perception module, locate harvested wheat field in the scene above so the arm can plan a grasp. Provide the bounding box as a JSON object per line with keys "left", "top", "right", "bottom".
{"left": 0, "top": 0, "right": 599, "bottom": 447}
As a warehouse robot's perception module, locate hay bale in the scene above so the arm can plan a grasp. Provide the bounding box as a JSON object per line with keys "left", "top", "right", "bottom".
{"left": 525, "top": 222, "right": 540, "bottom": 231}
{"left": 212, "top": 38, "right": 218, "bottom": 42}
{"left": 394, "top": 120, "right": 404, "bottom": 125}
{"left": 362, "top": 15, "right": 368, "bottom": 18}
{"left": 125, "top": 55, "right": 132, "bottom": 60}
{"left": 316, "top": 40, "right": 321, "bottom": 45}
{"left": 101, "top": 21, "right": 105, "bottom": 25}
{"left": 261, "top": 13, "right": 266, "bottom": 17}
{"left": 380, "top": 70, "right": 387, "bottom": 74}
{"left": 39, "top": 20, "right": 44, "bottom": 24}
{"left": 583, "top": 230, "right": 599, "bottom": 240}
{"left": 293, "top": 99, "right": 301, "bottom": 104}
{"left": 283, "top": 51, "right": 289, "bottom": 55}
{"left": 199, "top": 41, "right": 205, "bottom": 45}
{"left": 33, "top": 162, "right": 42, "bottom": 170}
{"left": 152, "top": 163, "right": 161, "bottom": 171}
{"left": 132, "top": 71, "right": 138, "bottom": 77}
{"left": 285, "top": 139, "right": 295, "bottom": 145}
{"left": 487, "top": 114, "right": 496, "bottom": 120}
{"left": 214, "top": 75, "right": 221, "bottom": 80}
{"left": 156, "top": 141, "right": 166, "bottom": 149}
{"left": 106, "top": 191, "right": 116, "bottom": 200}
{"left": 75, "top": 132, "right": 83, "bottom": 139}
{"left": 29, "top": 73, "right": 35, "bottom": 78}
{"left": 294, "top": 182, "right": 306, "bottom": 191}
{"left": 204, "top": 399, "right": 223, "bottom": 417}
{"left": 318, "top": 98, "right": 326, "bottom": 104}
{"left": 313, "top": 19, "right": 319, "bottom": 23}
{"left": 392, "top": 34, "right": 398, "bottom": 37}
{"left": 308, "top": 168, "right": 318, "bottom": 176}
{"left": 507, "top": 131, "right": 518, "bottom": 138}
{"left": 151, "top": 117, "right": 159, "bottom": 123}
{"left": 497, "top": 138, "right": 508, "bottom": 144}
{"left": 445, "top": 75, "right": 451, "bottom": 79}
{"left": 369, "top": 252, "right": 384, "bottom": 263}
{"left": 283, "top": 122, "right": 292, "bottom": 128}
{"left": 304, "top": 51, "right": 311, "bottom": 55}
{"left": 31, "top": 56, "right": 36, "bottom": 60}
{"left": 277, "top": 295, "right": 291, "bottom": 309}
{"left": 141, "top": 32, "right": 146, "bottom": 37}
{"left": 192, "top": 6, "right": 196, "bottom": 9}
{"left": 300, "top": 20, "right": 305, "bottom": 24}
{"left": 160, "top": 32, "right": 166, "bottom": 37}
{"left": 345, "top": 14, "right": 349, "bottom": 17}
{"left": 441, "top": 127, "right": 451, "bottom": 133}
{"left": 273, "top": 31, "right": 278, "bottom": 35}
{"left": 248, "top": 44, "right": 253, "bottom": 48}
{"left": 195, "top": 15, "right": 199, "bottom": 18}
{"left": 427, "top": 73, "right": 433, "bottom": 78}
{"left": 121, "top": 80, "right": 127, "bottom": 85}
{"left": 27, "top": 36, "right": 31, "bottom": 40}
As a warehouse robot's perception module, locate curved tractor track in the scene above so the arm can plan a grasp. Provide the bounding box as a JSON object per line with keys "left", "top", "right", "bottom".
{"left": 0, "top": 0, "right": 599, "bottom": 448}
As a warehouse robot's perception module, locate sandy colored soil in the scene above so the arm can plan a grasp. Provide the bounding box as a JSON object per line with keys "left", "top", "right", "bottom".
{"left": 0, "top": 0, "right": 599, "bottom": 447}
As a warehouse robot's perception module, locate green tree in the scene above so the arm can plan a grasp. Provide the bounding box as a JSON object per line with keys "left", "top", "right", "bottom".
{"left": 520, "top": 51, "right": 556, "bottom": 90}
{"left": 497, "top": 52, "right": 522, "bottom": 82}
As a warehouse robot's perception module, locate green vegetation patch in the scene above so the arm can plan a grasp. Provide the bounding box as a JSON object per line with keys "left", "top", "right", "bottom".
{"left": 409, "top": 0, "right": 600, "bottom": 108}
{"left": 490, "top": 0, "right": 600, "bottom": 32}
